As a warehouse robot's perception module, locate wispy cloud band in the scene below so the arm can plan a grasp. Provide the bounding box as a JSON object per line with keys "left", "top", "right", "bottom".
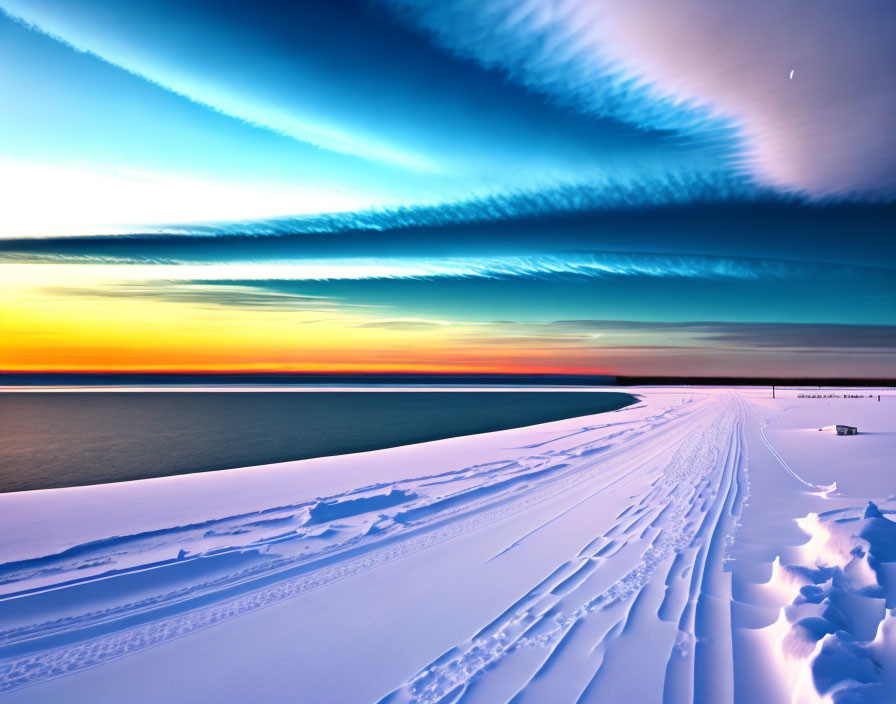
{"left": 6, "top": 251, "right": 885, "bottom": 284}
{"left": 384, "top": 0, "right": 896, "bottom": 196}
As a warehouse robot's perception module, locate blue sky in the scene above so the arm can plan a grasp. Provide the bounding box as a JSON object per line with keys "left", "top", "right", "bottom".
{"left": 0, "top": 0, "right": 893, "bottom": 375}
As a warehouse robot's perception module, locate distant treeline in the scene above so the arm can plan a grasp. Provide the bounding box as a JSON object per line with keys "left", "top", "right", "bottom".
{"left": 613, "top": 375, "right": 896, "bottom": 388}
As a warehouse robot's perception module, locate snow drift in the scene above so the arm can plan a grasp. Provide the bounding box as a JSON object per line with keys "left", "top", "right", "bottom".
{"left": 0, "top": 388, "right": 893, "bottom": 703}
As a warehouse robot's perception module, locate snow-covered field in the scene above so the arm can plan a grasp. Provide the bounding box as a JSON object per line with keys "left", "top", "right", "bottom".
{"left": 0, "top": 388, "right": 893, "bottom": 703}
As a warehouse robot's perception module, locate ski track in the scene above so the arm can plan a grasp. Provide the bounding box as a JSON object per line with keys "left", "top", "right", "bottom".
{"left": 381, "top": 393, "right": 746, "bottom": 704}
{"left": 0, "top": 390, "right": 893, "bottom": 703}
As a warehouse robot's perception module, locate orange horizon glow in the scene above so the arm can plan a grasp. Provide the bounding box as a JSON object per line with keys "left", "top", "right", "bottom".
{"left": 0, "top": 263, "right": 620, "bottom": 375}
{"left": 0, "top": 363, "right": 611, "bottom": 374}
{"left": 0, "top": 361, "right": 615, "bottom": 376}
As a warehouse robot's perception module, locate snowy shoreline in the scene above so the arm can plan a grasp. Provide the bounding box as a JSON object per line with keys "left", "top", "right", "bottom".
{"left": 0, "top": 388, "right": 893, "bottom": 703}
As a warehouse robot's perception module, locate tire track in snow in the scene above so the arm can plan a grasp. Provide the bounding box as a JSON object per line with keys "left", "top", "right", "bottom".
{"left": 0, "top": 395, "right": 714, "bottom": 694}
{"left": 381, "top": 394, "right": 745, "bottom": 704}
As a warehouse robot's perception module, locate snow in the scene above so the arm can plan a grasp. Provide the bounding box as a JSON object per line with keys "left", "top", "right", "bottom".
{"left": 0, "top": 387, "right": 893, "bottom": 703}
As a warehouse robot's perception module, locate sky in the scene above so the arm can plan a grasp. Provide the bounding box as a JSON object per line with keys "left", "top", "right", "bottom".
{"left": 0, "top": 0, "right": 894, "bottom": 376}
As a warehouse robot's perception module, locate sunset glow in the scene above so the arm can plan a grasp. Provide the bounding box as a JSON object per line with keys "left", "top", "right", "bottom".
{"left": 0, "top": 0, "right": 893, "bottom": 376}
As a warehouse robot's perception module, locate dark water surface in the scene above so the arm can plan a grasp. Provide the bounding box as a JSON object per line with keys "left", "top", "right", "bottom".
{"left": 0, "top": 391, "right": 636, "bottom": 492}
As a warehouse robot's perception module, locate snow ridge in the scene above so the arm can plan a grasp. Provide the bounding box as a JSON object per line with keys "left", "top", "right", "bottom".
{"left": 0, "top": 389, "right": 892, "bottom": 704}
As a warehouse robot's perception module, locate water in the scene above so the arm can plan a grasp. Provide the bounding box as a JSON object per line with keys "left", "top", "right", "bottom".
{"left": 0, "top": 391, "right": 636, "bottom": 493}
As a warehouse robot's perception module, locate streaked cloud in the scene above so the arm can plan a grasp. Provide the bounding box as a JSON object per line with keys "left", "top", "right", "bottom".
{"left": 0, "top": 1, "right": 892, "bottom": 376}
{"left": 0, "top": 4, "right": 436, "bottom": 171}
{"left": 386, "top": 0, "right": 896, "bottom": 196}
{"left": 41, "top": 283, "right": 383, "bottom": 313}
{"left": 0, "top": 1, "right": 738, "bottom": 237}
{"left": 1, "top": 252, "right": 868, "bottom": 283}
{"left": 537, "top": 320, "right": 896, "bottom": 351}
{"left": 144, "top": 173, "right": 758, "bottom": 237}
{"left": 353, "top": 319, "right": 451, "bottom": 331}
{"left": 3, "top": 190, "right": 891, "bottom": 274}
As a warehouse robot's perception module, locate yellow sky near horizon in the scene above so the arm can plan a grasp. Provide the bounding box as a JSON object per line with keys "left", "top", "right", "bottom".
{"left": 0, "top": 264, "right": 602, "bottom": 373}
